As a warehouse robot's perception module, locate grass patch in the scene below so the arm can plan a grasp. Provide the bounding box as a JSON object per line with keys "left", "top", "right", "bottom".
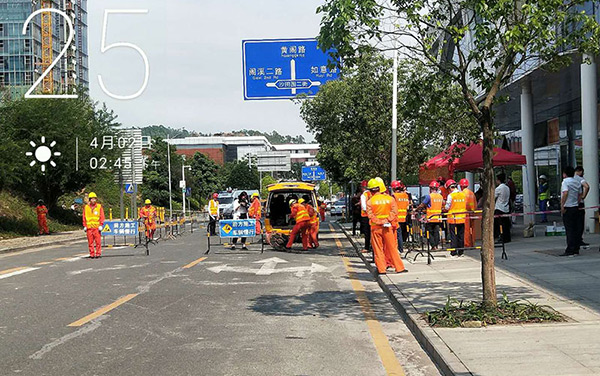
{"left": 0, "top": 191, "right": 78, "bottom": 239}
{"left": 425, "top": 293, "right": 566, "bottom": 327}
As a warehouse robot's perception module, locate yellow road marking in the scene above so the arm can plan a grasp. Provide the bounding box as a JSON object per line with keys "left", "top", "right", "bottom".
{"left": 339, "top": 247, "right": 405, "bottom": 375}
{"left": 183, "top": 257, "right": 207, "bottom": 269}
{"left": 35, "top": 261, "right": 53, "bottom": 266}
{"left": 0, "top": 266, "right": 28, "bottom": 275}
{"left": 68, "top": 294, "right": 138, "bottom": 327}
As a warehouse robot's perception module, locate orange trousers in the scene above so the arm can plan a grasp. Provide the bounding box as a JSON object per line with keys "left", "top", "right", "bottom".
{"left": 145, "top": 220, "right": 156, "bottom": 238}
{"left": 86, "top": 228, "right": 102, "bottom": 257}
{"left": 37, "top": 216, "right": 49, "bottom": 234}
{"left": 309, "top": 222, "right": 320, "bottom": 248}
{"left": 371, "top": 226, "right": 405, "bottom": 273}
{"left": 319, "top": 209, "right": 325, "bottom": 222}
{"left": 464, "top": 216, "right": 474, "bottom": 248}
{"left": 286, "top": 221, "right": 311, "bottom": 250}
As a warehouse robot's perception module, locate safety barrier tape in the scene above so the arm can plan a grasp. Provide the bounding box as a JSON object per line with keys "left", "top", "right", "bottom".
{"left": 413, "top": 205, "right": 600, "bottom": 223}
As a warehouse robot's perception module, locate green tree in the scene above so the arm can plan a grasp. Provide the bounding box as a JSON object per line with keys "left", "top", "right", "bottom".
{"left": 141, "top": 138, "right": 183, "bottom": 208}
{"left": 317, "top": 0, "right": 600, "bottom": 307}
{"left": 301, "top": 54, "right": 477, "bottom": 184}
{"left": 224, "top": 160, "right": 259, "bottom": 190}
{"left": 0, "top": 97, "right": 119, "bottom": 210}
{"left": 261, "top": 175, "right": 278, "bottom": 198}
{"left": 188, "top": 152, "right": 221, "bottom": 204}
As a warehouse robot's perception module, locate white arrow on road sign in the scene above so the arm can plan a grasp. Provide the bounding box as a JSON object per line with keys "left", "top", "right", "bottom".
{"left": 253, "top": 257, "right": 287, "bottom": 275}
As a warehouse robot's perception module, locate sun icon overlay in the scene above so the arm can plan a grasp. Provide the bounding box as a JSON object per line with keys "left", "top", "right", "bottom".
{"left": 26, "top": 137, "right": 61, "bottom": 172}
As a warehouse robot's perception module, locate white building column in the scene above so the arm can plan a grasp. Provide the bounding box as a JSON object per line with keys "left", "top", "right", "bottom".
{"left": 581, "top": 54, "right": 599, "bottom": 233}
{"left": 521, "top": 80, "right": 536, "bottom": 225}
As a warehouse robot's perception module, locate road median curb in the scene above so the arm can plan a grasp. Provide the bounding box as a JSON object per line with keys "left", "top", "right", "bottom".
{"left": 336, "top": 223, "right": 473, "bottom": 376}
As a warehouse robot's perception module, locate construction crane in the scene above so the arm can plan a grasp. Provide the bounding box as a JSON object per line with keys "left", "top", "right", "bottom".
{"left": 40, "top": 0, "right": 53, "bottom": 94}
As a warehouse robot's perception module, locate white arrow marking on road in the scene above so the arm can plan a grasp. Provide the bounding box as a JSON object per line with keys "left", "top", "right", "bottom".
{"left": 207, "top": 260, "right": 331, "bottom": 276}
{"left": 253, "top": 257, "right": 288, "bottom": 276}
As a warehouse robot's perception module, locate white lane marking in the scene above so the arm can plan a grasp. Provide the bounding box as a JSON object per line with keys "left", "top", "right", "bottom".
{"left": 0, "top": 267, "right": 40, "bottom": 280}
{"left": 254, "top": 257, "right": 288, "bottom": 276}
{"left": 68, "top": 264, "right": 149, "bottom": 276}
{"left": 29, "top": 316, "right": 106, "bottom": 359}
{"left": 207, "top": 263, "right": 331, "bottom": 276}
{"left": 62, "top": 255, "right": 87, "bottom": 262}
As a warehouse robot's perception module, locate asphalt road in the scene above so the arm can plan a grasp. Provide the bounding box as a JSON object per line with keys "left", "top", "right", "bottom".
{"left": 0, "top": 223, "right": 440, "bottom": 376}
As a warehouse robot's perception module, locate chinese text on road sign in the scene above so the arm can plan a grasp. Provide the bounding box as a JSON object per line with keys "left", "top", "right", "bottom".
{"left": 219, "top": 219, "right": 257, "bottom": 238}
{"left": 101, "top": 221, "right": 139, "bottom": 236}
{"left": 242, "top": 38, "right": 339, "bottom": 100}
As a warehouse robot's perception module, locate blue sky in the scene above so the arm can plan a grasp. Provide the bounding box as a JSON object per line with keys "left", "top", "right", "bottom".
{"left": 88, "top": 0, "right": 325, "bottom": 139}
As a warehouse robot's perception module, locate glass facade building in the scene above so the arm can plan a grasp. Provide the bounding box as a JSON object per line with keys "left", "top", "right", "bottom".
{"left": 0, "top": 0, "right": 88, "bottom": 96}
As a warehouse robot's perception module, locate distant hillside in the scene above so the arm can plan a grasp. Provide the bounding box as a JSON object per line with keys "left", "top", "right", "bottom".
{"left": 141, "top": 125, "right": 306, "bottom": 144}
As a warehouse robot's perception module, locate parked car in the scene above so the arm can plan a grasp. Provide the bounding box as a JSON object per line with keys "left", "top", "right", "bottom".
{"left": 218, "top": 192, "right": 235, "bottom": 219}
{"left": 330, "top": 198, "right": 348, "bottom": 216}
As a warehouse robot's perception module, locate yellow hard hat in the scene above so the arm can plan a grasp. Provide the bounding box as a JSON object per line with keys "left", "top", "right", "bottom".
{"left": 367, "top": 179, "right": 379, "bottom": 190}
{"left": 298, "top": 198, "right": 305, "bottom": 204}
{"left": 375, "top": 177, "right": 386, "bottom": 193}
{"left": 145, "top": 199, "right": 151, "bottom": 205}
{"left": 88, "top": 192, "right": 97, "bottom": 199}
{"left": 252, "top": 192, "right": 259, "bottom": 198}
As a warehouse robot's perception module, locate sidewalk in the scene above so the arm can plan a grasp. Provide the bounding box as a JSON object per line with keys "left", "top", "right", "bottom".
{"left": 341, "top": 223, "right": 600, "bottom": 376}
{"left": 0, "top": 231, "right": 86, "bottom": 254}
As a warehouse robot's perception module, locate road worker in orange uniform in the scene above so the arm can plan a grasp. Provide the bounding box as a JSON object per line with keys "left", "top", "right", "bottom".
{"left": 416, "top": 181, "right": 444, "bottom": 250}
{"left": 459, "top": 178, "right": 477, "bottom": 248}
{"left": 444, "top": 180, "right": 466, "bottom": 257}
{"left": 248, "top": 192, "right": 262, "bottom": 235}
{"left": 83, "top": 192, "right": 105, "bottom": 259}
{"left": 36, "top": 199, "right": 50, "bottom": 235}
{"left": 391, "top": 181, "right": 410, "bottom": 253}
{"left": 319, "top": 200, "right": 326, "bottom": 222}
{"left": 139, "top": 199, "right": 158, "bottom": 239}
{"left": 285, "top": 198, "right": 312, "bottom": 251}
{"left": 366, "top": 178, "right": 407, "bottom": 274}
{"left": 298, "top": 196, "right": 320, "bottom": 249}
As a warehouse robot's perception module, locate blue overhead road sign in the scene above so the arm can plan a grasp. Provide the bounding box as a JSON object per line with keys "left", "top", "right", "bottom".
{"left": 302, "top": 166, "right": 327, "bottom": 181}
{"left": 242, "top": 38, "right": 339, "bottom": 100}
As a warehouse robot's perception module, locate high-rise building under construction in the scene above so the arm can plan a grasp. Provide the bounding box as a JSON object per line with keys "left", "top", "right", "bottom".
{"left": 0, "top": 0, "right": 88, "bottom": 96}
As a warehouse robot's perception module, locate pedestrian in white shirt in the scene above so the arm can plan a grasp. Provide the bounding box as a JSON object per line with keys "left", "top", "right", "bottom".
{"left": 494, "top": 173, "right": 511, "bottom": 243}
{"left": 561, "top": 166, "right": 582, "bottom": 256}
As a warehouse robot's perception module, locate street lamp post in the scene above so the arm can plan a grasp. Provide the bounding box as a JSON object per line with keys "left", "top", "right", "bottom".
{"left": 182, "top": 162, "right": 191, "bottom": 218}
{"left": 391, "top": 49, "right": 398, "bottom": 182}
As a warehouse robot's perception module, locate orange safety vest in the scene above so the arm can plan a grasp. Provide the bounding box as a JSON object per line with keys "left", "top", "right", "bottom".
{"left": 249, "top": 198, "right": 261, "bottom": 219}
{"left": 36, "top": 205, "right": 48, "bottom": 218}
{"left": 463, "top": 188, "right": 477, "bottom": 212}
{"left": 292, "top": 203, "right": 310, "bottom": 223}
{"left": 369, "top": 193, "right": 393, "bottom": 226}
{"left": 308, "top": 204, "right": 319, "bottom": 225}
{"left": 139, "top": 206, "right": 157, "bottom": 222}
{"left": 393, "top": 192, "right": 410, "bottom": 223}
{"left": 361, "top": 191, "right": 372, "bottom": 217}
{"left": 426, "top": 192, "right": 444, "bottom": 223}
{"left": 447, "top": 191, "right": 466, "bottom": 224}
{"left": 84, "top": 203, "right": 104, "bottom": 229}
{"left": 208, "top": 199, "right": 219, "bottom": 216}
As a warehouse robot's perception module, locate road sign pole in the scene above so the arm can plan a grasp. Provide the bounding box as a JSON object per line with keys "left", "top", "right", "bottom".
{"left": 391, "top": 49, "right": 398, "bottom": 182}
{"left": 119, "top": 171, "right": 124, "bottom": 220}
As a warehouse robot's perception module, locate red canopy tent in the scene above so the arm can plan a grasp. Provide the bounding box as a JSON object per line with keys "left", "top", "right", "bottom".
{"left": 418, "top": 141, "right": 526, "bottom": 184}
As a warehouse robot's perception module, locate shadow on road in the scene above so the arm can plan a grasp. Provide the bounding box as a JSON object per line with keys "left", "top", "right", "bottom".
{"left": 249, "top": 290, "right": 400, "bottom": 322}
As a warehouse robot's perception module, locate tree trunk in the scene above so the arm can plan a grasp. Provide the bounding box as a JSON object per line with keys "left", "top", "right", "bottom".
{"left": 480, "top": 109, "right": 498, "bottom": 308}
